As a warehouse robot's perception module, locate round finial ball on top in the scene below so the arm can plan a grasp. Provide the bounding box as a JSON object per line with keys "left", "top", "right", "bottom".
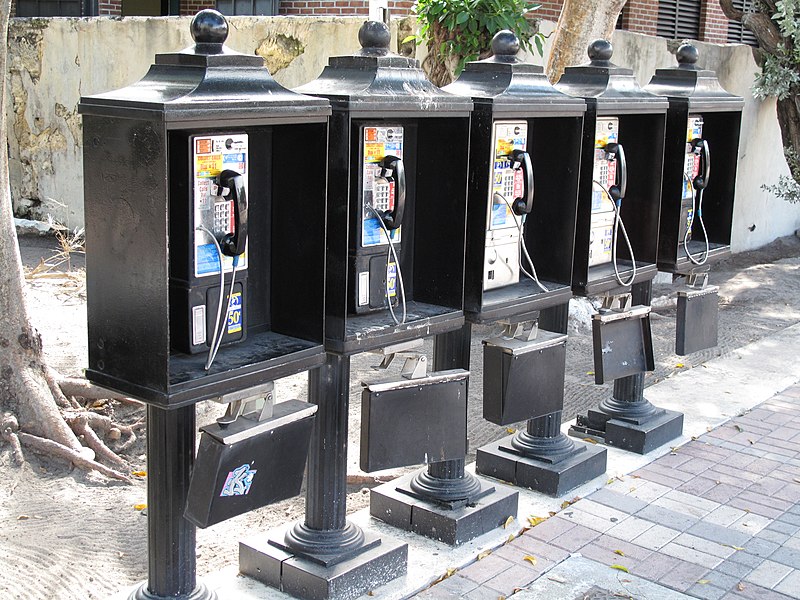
{"left": 491, "top": 30, "right": 520, "bottom": 57}
{"left": 191, "top": 9, "right": 229, "bottom": 45}
{"left": 676, "top": 43, "right": 699, "bottom": 65}
{"left": 588, "top": 39, "right": 613, "bottom": 62}
{"left": 358, "top": 21, "right": 391, "bottom": 49}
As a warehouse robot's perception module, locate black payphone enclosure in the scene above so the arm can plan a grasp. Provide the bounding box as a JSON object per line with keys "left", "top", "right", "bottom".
{"left": 184, "top": 399, "right": 317, "bottom": 528}
{"left": 78, "top": 24, "right": 331, "bottom": 407}
{"left": 360, "top": 369, "right": 469, "bottom": 472}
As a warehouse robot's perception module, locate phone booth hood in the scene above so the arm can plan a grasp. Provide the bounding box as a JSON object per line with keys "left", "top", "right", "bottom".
{"left": 555, "top": 40, "right": 668, "bottom": 114}
{"left": 295, "top": 21, "right": 472, "bottom": 117}
{"left": 644, "top": 44, "right": 744, "bottom": 111}
{"left": 445, "top": 31, "right": 586, "bottom": 117}
{"left": 79, "top": 11, "right": 330, "bottom": 121}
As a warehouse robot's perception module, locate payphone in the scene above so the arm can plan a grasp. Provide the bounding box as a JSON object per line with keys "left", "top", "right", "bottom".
{"left": 353, "top": 125, "right": 406, "bottom": 321}
{"left": 483, "top": 121, "right": 538, "bottom": 292}
{"left": 589, "top": 117, "right": 636, "bottom": 286}
{"left": 171, "top": 133, "right": 249, "bottom": 364}
{"left": 680, "top": 115, "right": 711, "bottom": 265}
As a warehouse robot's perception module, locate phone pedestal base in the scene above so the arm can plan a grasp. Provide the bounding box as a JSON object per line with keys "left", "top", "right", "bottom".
{"left": 476, "top": 423, "right": 607, "bottom": 497}
{"left": 239, "top": 521, "right": 407, "bottom": 600}
{"left": 568, "top": 374, "right": 684, "bottom": 455}
{"left": 369, "top": 469, "right": 518, "bottom": 546}
{"left": 130, "top": 582, "right": 216, "bottom": 600}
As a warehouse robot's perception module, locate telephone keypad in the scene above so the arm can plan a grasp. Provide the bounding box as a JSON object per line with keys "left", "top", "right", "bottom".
{"left": 213, "top": 200, "right": 232, "bottom": 236}
{"left": 373, "top": 179, "right": 392, "bottom": 212}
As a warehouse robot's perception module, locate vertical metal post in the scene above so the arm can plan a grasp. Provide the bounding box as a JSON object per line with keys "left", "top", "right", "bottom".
{"left": 132, "top": 405, "right": 213, "bottom": 600}
{"left": 509, "top": 303, "right": 577, "bottom": 458}
{"left": 284, "top": 354, "right": 365, "bottom": 556}
{"left": 599, "top": 280, "right": 659, "bottom": 420}
{"left": 409, "top": 324, "right": 483, "bottom": 502}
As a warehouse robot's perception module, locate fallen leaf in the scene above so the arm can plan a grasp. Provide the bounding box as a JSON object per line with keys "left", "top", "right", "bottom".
{"left": 506, "top": 427, "right": 516, "bottom": 434}
{"left": 548, "top": 574, "right": 567, "bottom": 583}
{"left": 610, "top": 564, "right": 629, "bottom": 573}
{"left": 697, "top": 579, "right": 711, "bottom": 584}
{"left": 17, "top": 515, "right": 29, "bottom": 520}
{"left": 608, "top": 478, "right": 616, "bottom": 485}
{"left": 734, "top": 424, "right": 743, "bottom": 432}
{"left": 614, "top": 550, "right": 625, "bottom": 556}
{"left": 367, "top": 592, "right": 375, "bottom": 597}
{"left": 587, "top": 371, "right": 594, "bottom": 376}
{"left": 506, "top": 534, "right": 516, "bottom": 544}
{"left": 675, "top": 363, "right": 685, "bottom": 368}
{"left": 134, "top": 503, "right": 147, "bottom": 511}
{"left": 477, "top": 551, "right": 491, "bottom": 560}
{"left": 670, "top": 447, "right": 679, "bottom": 453}
{"left": 737, "top": 583, "right": 745, "bottom": 591}
{"left": 132, "top": 470, "right": 147, "bottom": 477}
{"left": 724, "top": 545, "right": 745, "bottom": 551}
{"left": 631, "top": 475, "right": 641, "bottom": 479}
{"left": 523, "top": 555, "right": 537, "bottom": 565}
{"left": 583, "top": 437, "right": 598, "bottom": 444}
{"left": 548, "top": 511, "right": 557, "bottom": 517}
{"left": 504, "top": 515, "right": 515, "bottom": 529}
{"left": 528, "top": 516, "right": 547, "bottom": 527}
{"left": 691, "top": 436, "right": 698, "bottom": 441}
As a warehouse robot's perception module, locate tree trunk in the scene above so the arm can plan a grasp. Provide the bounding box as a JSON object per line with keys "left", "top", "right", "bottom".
{"left": 0, "top": 0, "right": 85, "bottom": 455}
{"left": 546, "top": 0, "right": 628, "bottom": 83}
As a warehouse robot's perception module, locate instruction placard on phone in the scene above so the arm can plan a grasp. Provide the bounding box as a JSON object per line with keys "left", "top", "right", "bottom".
{"left": 362, "top": 126, "right": 403, "bottom": 248}
{"left": 192, "top": 133, "right": 249, "bottom": 278}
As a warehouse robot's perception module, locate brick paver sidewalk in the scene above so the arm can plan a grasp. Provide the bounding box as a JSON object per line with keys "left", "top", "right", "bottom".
{"left": 415, "top": 385, "right": 800, "bottom": 599}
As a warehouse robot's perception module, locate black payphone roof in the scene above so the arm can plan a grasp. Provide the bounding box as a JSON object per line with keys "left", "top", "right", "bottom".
{"left": 78, "top": 10, "right": 330, "bottom": 124}
{"left": 295, "top": 21, "right": 472, "bottom": 117}
{"left": 443, "top": 31, "right": 586, "bottom": 117}
{"left": 644, "top": 44, "right": 744, "bottom": 112}
{"left": 555, "top": 40, "right": 668, "bottom": 114}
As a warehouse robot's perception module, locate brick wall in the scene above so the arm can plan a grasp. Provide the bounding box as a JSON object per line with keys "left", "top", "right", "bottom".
{"left": 99, "top": 0, "right": 122, "bottom": 15}
{"left": 181, "top": 0, "right": 213, "bottom": 15}
{"left": 534, "top": 0, "right": 563, "bottom": 22}
{"left": 700, "top": 0, "right": 729, "bottom": 44}
{"left": 620, "top": 0, "right": 658, "bottom": 37}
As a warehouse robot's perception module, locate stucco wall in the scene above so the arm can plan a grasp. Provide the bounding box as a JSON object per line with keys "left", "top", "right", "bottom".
{"left": 5, "top": 16, "right": 799, "bottom": 252}
{"left": 5, "top": 16, "right": 373, "bottom": 228}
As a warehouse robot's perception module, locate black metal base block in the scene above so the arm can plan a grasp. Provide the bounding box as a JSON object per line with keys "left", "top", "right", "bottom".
{"left": 369, "top": 470, "right": 518, "bottom": 546}
{"left": 569, "top": 408, "right": 684, "bottom": 455}
{"left": 475, "top": 435, "right": 607, "bottom": 497}
{"left": 239, "top": 526, "right": 407, "bottom": 600}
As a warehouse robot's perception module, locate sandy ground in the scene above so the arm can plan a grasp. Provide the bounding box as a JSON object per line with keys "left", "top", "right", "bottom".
{"left": 2, "top": 232, "right": 800, "bottom": 599}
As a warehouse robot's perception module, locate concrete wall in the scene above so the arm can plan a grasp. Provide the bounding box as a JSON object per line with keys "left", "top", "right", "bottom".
{"left": 5, "top": 16, "right": 799, "bottom": 252}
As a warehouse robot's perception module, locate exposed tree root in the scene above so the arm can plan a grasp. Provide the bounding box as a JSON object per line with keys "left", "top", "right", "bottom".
{"left": 57, "top": 376, "right": 143, "bottom": 406}
{"left": 1, "top": 414, "right": 24, "bottom": 465}
{"left": 17, "top": 431, "right": 133, "bottom": 483}
{"left": 67, "top": 413, "right": 130, "bottom": 471}
{"left": 44, "top": 365, "right": 80, "bottom": 410}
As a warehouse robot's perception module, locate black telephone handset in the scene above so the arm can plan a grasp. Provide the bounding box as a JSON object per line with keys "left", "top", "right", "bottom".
{"left": 378, "top": 155, "right": 406, "bottom": 230}
{"left": 510, "top": 149, "right": 534, "bottom": 215}
{"left": 217, "top": 169, "right": 248, "bottom": 257}
{"left": 604, "top": 142, "right": 627, "bottom": 203}
{"left": 691, "top": 138, "right": 711, "bottom": 190}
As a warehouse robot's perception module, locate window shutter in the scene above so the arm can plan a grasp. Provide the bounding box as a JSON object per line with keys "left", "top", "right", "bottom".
{"left": 727, "top": 0, "right": 759, "bottom": 46}
{"left": 657, "top": 0, "right": 702, "bottom": 40}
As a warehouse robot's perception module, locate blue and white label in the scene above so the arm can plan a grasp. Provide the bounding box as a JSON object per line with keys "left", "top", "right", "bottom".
{"left": 220, "top": 463, "right": 257, "bottom": 497}
{"left": 226, "top": 292, "right": 243, "bottom": 335}
{"left": 386, "top": 262, "right": 397, "bottom": 298}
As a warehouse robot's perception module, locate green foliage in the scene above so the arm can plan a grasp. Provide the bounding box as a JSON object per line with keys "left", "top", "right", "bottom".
{"left": 412, "top": 0, "right": 545, "bottom": 80}
{"left": 763, "top": 149, "right": 800, "bottom": 203}
{"left": 753, "top": 1, "right": 800, "bottom": 100}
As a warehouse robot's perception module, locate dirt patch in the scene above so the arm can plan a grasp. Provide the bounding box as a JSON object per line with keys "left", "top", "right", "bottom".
{"left": 2, "top": 233, "right": 800, "bottom": 599}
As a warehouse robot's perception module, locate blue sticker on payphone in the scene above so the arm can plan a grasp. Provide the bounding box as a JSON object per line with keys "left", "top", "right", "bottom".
{"left": 226, "top": 291, "right": 243, "bottom": 334}
{"left": 220, "top": 463, "right": 257, "bottom": 497}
